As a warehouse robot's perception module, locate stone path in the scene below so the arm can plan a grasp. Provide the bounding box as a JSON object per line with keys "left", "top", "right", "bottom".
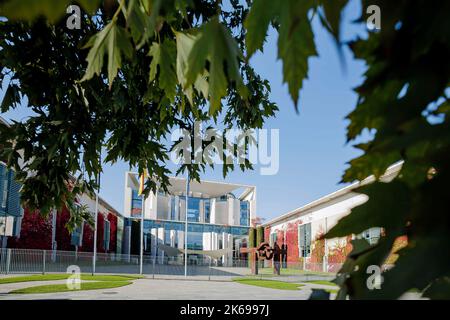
{"left": 0, "top": 278, "right": 312, "bottom": 300}
{"left": 0, "top": 275, "right": 422, "bottom": 300}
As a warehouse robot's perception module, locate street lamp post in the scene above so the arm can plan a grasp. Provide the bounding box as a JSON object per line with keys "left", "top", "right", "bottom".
{"left": 184, "top": 171, "right": 189, "bottom": 278}
{"left": 92, "top": 173, "right": 100, "bottom": 275}
{"left": 140, "top": 193, "right": 144, "bottom": 275}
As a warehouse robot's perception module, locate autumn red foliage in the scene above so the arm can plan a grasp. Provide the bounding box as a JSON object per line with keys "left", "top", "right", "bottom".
{"left": 7, "top": 207, "right": 119, "bottom": 253}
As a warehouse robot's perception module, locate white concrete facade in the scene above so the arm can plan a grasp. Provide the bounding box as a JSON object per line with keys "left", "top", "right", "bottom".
{"left": 123, "top": 173, "right": 256, "bottom": 258}
{"left": 263, "top": 162, "right": 403, "bottom": 269}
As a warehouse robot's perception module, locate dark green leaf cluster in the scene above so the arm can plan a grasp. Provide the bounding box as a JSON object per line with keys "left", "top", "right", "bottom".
{"left": 325, "top": 0, "right": 450, "bottom": 299}
{"left": 0, "top": 1, "right": 277, "bottom": 226}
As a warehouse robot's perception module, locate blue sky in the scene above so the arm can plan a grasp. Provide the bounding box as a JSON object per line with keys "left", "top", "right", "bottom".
{"left": 1, "top": 0, "right": 370, "bottom": 222}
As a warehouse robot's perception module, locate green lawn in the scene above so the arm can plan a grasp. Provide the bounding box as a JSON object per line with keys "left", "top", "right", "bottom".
{"left": 257, "top": 267, "right": 332, "bottom": 276}
{"left": 233, "top": 278, "right": 304, "bottom": 291}
{"left": 0, "top": 274, "right": 142, "bottom": 285}
{"left": 9, "top": 281, "right": 132, "bottom": 294}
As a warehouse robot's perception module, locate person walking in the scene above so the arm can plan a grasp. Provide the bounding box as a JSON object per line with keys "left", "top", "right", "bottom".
{"left": 281, "top": 242, "right": 288, "bottom": 269}
{"left": 273, "top": 241, "right": 281, "bottom": 275}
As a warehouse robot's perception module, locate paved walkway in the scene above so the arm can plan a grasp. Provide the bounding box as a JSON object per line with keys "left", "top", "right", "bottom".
{"left": 0, "top": 278, "right": 312, "bottom": 300}
{"left": 0, "top": 275, "right": 422, "bottom": 300}
{"left": 0, "top": 279, "right": 71, "bottom": 294}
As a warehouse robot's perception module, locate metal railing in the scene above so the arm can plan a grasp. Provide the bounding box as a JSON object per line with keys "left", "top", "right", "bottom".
{"left": 0, "top": 248, "right": 342, "bottom": 280}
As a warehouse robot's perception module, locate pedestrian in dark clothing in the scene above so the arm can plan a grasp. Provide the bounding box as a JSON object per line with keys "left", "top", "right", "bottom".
{"left": 281, "top": 242, "right": 288, "bottom": 268}
{"left": 273, "top": 241, "right": 281, "bottom": 275}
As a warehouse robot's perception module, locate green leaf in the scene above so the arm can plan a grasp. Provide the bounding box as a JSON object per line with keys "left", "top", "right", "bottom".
{"left": 1, "top": 83, "right": 21, "bottom": 112}
{"left": 325, "top": 181, "right": 411, "bottom": 239}
{"left": 81, "top": 23, "right": 133, "bottom": 88}
{"left": 320, "top": 0, "right": 349, "bottom": 42}
{"left": 148, "top": 42, "right": 161, "bottom": 83}
{"left": 277, "top": 0, "right": 317, "bottom": 109}
{"left": 127, "top": 0, "right": 150, "bottom": 45}
{"left": 377, "top": 235, "right": 450, "bottom": 299}
{"left": 184, "top": 17, "right": 248, "bottom": 114}
{"left": 78, "top": 0, "right": 102, "bottom": 14}
{"left": 148, "top": 40, "right": 178, "bottom": 102}
{"left": 0, "top": 0, "right": 101, "bottom": 22}
{"left": 175, "top": 31, "right": 209, "bottom": 105}
{"left": 436, "top": 99, "right": 450, "bottom": 115}
{"left": 244, "top": 0, "right": 278, "bottom": 58}
{"left": 422, "top": 276, "right": 450, "bottom": 299}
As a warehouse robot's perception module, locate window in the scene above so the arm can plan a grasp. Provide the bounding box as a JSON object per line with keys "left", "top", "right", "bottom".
{"left": 6, "top": 171, "right": 22, "bottom": 217}
{"left": 0, "top": 167, "right": 23, "bottom": 217}
{"left": 270, "top": 232, "right": 277, "bottom": 245}
{"left": 298, "top": 223, "right": 311, "bottom": 257}
{"left": 138, "top": 218, "right": 251, "bottom": 236}
{"left": 362, "top": 227, "right": 381, "bottom": 245}
{"left": 131, "top": 189, "right": 142, "bottom": 217}
{"left": 240, "top": 201, "right": 250, "bottom": 226}
{"left": 187, "top": 232, "right": 203, "bottom": 250}
{"left": 164, "top": 229, "right": 171, "bottom": 245}
{"left": 170, "top": 196, "right": 176, "bottom": 220}
{"left": 181, "top": 196, "right": 200, "bottom": 222}
{"left": 204, "top": 199, "right": 210, "bottom": 223}
{"left": 70, "top": 221, "right": 84, "bottom": 247}
{"left": 103, "top": 220, "right": 111, "bottom": 251}
{"left": 0, "top": 164, "right": 7, "bottom": 211}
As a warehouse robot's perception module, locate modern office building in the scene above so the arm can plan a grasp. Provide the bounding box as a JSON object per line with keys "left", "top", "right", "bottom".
{"left": 123, "top": 172, "right": 256, "bottom": 264}
{"left": 1, "top": 116, "right": 24, "bottom": 247}
{"left": 0, "top": 162, "right": 23, "bottom": 247}
{"left": 262, "top": 162, "right": 403, "bottom": 272}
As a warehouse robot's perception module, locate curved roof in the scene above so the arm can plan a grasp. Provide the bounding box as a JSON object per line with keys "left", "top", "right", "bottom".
{"left": 127, "top": 172, "right": 255, "bottom": 199}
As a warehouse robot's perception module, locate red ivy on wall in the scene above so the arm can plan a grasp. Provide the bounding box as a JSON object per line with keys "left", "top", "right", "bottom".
{"left": 328, "top": 235, "right": 353, "bottom": 263}
{"left": 107, "top": 213, "right": 118, "bottom": 253}
{"left": 7, "top": 208, "right": 52, "bottom": 249}
{"left": 7, "top": 207, "right": 120, "bottom": 253}
{"left": 264, "top": 227, "right": 270, "bottom": 243}
{"left": 285, "top": 221, "right": 300, "bottom": 262}
{"left": 55, "top": 207, "right": 72, "bottom": 251}
{"left": 310, "top": 238, "right": 325, "bottom": 264}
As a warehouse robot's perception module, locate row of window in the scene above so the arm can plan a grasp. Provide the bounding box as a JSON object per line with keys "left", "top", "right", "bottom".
{"left": 70, "top": 219, "right": 111, "bottom": 249}
{"left": 131, "top": 189, "right": 250, "bottom": 226}
{"left": 140, "top": 218, "right": 250, "bottom": 236}
{"left": 270, "top": 223, "right": 382, "bottom": 258}
{"left": 0, "top": 164, "right": 23, "bottom": 219}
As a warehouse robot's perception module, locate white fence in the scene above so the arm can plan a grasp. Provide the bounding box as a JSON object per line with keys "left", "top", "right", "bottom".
{"left": 0, "top": 248, "right": 341, "bottom": 280}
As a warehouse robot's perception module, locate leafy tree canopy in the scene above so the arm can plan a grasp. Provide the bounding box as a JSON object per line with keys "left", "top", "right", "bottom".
{"left": 0, "top": 0, "right": 449, "bottom": 299}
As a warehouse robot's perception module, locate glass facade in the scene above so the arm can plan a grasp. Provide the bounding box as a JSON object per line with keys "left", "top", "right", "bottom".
{"left": 187, "top": 197, "right": 200, "bottom": 222}
{"left": 170, "top": 196, "right": 176, "bottom": 220}
{"left": 0, "top": 164, "right": 8, "bottom": 212}
{"left": 142, "top": 219, "right": 249, "bottom": 236}
{"left": 126, "top": 185, "right": 253, "bottom": 259}
{"left": 0, "top": 163, "right": 23, "bottom": 217}
{"left": 164, "top": 229, "right": 171, "bottom": 245}
{"left": 240, "top": 201, "right": 250, "bottom": 226}
{"left": 204, "top": 199, "right": 210, "bottom": 223}
{"left": 130, "top": 189, "right": 142, "bottom": 217}
{"left": 187, "top": 232, "right": 203, "bottom": 250}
